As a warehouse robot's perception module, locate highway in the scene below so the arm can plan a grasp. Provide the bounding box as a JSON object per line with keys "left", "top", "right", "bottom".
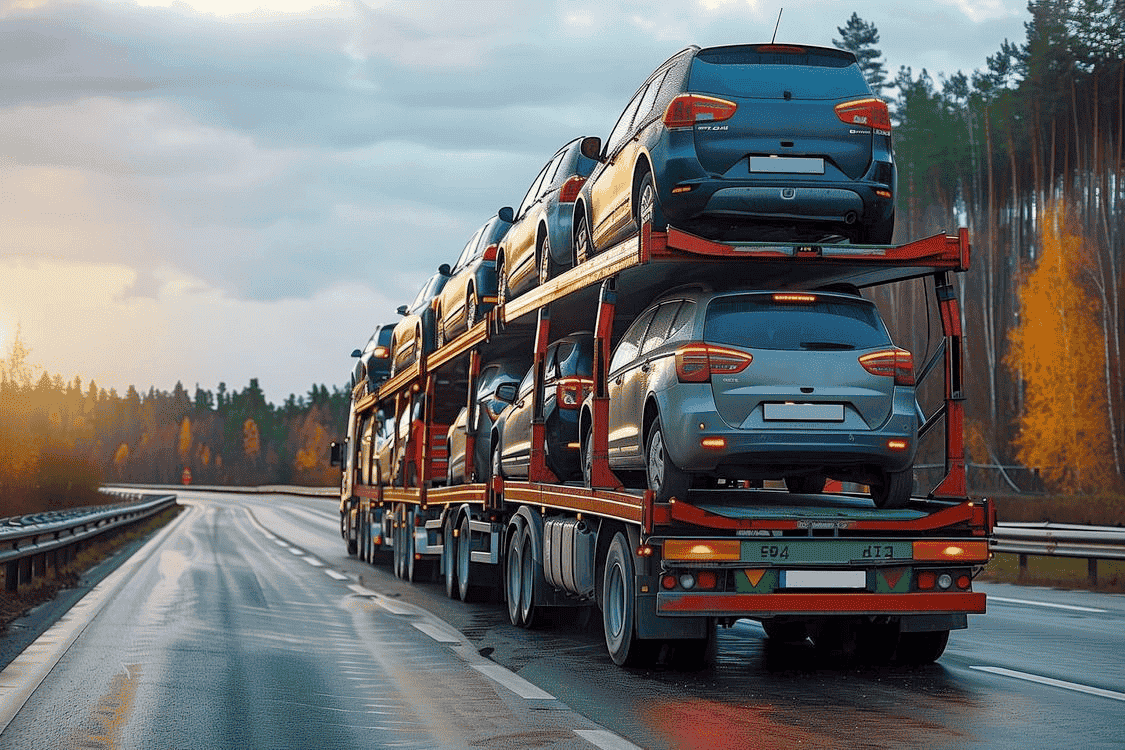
{"left": 2, "top": 490, "right": 1123, "bottom": 749}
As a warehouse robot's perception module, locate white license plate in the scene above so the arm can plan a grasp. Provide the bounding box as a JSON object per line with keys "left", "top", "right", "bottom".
{"left": 750, "top": 156, "right": 825, "bottom": 174}
{"left": 763, "top": 402, "right": 844, "bottom": 421}
{"left": 781, "top": 570, "right": 866, "bottom": 589}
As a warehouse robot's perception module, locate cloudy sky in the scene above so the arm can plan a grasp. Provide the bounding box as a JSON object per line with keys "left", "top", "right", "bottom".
{"left": 0, "top": 0, "right": 1030, "bottom": 403}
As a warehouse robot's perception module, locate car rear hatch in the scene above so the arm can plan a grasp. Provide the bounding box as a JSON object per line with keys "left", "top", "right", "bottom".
{"left": 685, "top": 45, "right": 877, "bottom": 180}
{"left": 701, "top": 292, "right": 900, "bottom": 429}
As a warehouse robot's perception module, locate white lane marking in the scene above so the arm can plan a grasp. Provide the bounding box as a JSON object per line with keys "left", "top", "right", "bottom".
{"left": 574, "top": 729, "right": 645, "bottom": 750}
{"left": 347, "top": 584, "right": 376, "bottom": 596}
{"left": 412, "top": 622, "right": 460, "bottom": 643}
{"left": 374, "top": 598, "right": 416, "bottom": 616}
{"left": 303, "top": 556, "right": 324, "bottom": 567}
{"left": 472, "top": 664, "right": 554, "bottom": 700}
{"left": 324, "top": 570, "right": 350, "bottom": 581}
{"left": 273, "top": 539, "right": 291, "bottom": 548}
{"left": 970, "top": 666, "right": 1125, "bottom": 702}
{"left": 987, "top": 596, "right": 1107, "bottom": 613}
{"left": 287, "top": 547, "right": 305, "bottom": 556}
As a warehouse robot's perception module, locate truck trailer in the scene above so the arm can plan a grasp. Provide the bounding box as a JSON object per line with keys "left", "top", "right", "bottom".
{"left": 332, "top": 224, "right": 992, "bottom": 668}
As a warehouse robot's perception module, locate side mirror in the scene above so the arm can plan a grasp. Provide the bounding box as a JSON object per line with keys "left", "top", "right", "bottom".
{"left": 397, "top": 305, "right": 408, "bottom": 316}
{"left": 498, "top": 206, "right": 515, "bottom": 223}
{"left": 351, "top": 348, "right": 362, "bottom": 358}
{"left": 495, "top": 382, "right": 518, "bottom": 404}
{"left": 329, "top": 441, "right": 343, "bottom": 467}
{"left": 438, "top": 263, "right": 451, "bottom": 276}
{"left": 581, "top": 136, "right": 603, "bottom": 162}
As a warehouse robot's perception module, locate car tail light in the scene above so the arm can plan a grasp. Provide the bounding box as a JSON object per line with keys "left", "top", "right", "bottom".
{"left": 756, "top": 44, "right": 807, "bottom": 54}
{"left": 664, "top": 94, "right": 738, "bottom": 130}
{"left": 835, "top": 98, "right": 892, "bottom": 131}
{"left": 558, "top": 176, "right": 586, "bottom": 204}
{"left": 556, "top": 377, "right": 593, "bottom": 409}
{"left": 675, "top": 344, "right": 753, "bottom": 383}
{"left": 373, "top": 346, "right": 389, "bottom": 359}
{"left": 482, "top": 243, "right": 498, "bottom": 262}
{"left": 859, "top": 348, "right": 914, "bottom": 386}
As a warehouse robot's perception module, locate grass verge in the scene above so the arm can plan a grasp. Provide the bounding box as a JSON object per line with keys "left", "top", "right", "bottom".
{"left": 0, "top": 505, "right": 183, "bottom": 635}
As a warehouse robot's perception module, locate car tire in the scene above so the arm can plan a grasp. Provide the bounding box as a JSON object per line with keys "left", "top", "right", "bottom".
{"left": 538, "top": 235, "right": 554, "bottom": 284}
{"left": 637, "top": 172, "right": 666, "bottom": 232}
{"left": 497, "top": 255, "right": 510, "bottom": 305}
{"left": 646, "top": 418, "right": 690, "bottom": 503}
{"left": 870, "top": 468, "right": 912, "bottom": 509}
{"left": 575, "top": 212, "right": 593, "bottom": 264}
{"left": 436, "top": 314, "right": 446, "bottom": 349}
{"left": 466, "top": 289, "right": 477, "bottom": 329}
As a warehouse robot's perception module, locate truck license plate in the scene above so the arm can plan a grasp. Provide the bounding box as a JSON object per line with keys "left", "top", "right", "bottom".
{"left": 780, "top": 570, "right": 866, "bottom": 589}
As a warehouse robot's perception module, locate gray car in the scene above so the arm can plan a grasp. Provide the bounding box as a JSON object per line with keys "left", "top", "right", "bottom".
{"left": 579, "top": 288, "right": 918, "bottom": 507}
{"left": 446, "top": 357, "right": 529, "bottom": 485}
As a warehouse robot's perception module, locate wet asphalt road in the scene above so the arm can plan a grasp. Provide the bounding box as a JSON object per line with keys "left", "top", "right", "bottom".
{"left": 2, "top": 490, "right": 1123, "bottom": 749}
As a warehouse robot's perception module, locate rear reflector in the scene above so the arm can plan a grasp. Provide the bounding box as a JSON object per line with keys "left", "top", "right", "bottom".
{"left": 482, "top": 243, "right": 499, "bottom": 262}
{"left": 663, "top": 539, "right": 741, "bottom": 561}
{"left": 664, "top": 94, "right": 738, "bottom": 130}
{"left": 558, "top": 175, "right": 586, "bottom": 204}
{"left": 913, "top": 540, "right": 990, "bottom": 562}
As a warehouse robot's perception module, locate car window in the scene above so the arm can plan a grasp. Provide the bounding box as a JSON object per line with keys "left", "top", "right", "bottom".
{"left": 689, "top": 46, "right": 868, "bottom": 100}
{"left": 633, "top": 68, "right": 669, "bottom": 128}
{"left": 665, "top": 300, "right": 697, "bottom": 344}
{"left": 606, "top": 87, "right": 647, "bottom": 155}
{"left": 610, "top": 308, "right": 656, "bottom": 372}
{"left": 518, "top": 163, "right": 551, "bottom": 218}
{"left": 518, "top": 366, "right": 535, "bottom": 398}
{"left": 454, "top": 225, "right": 485, "bottom": 271}
{"left": 539, "top": 151, "right": 568, "bottom": 194}
{"left": 640, "top": 301, "right": 681, "bottom": 355}
{"left": 705, "top": 294, "right": 891, "bottom": 351}
{"left": 655, "top": 52, "right": 692, "bottom": 111}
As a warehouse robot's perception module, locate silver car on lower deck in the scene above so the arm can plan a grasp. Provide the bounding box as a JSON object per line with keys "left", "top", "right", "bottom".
{"left": 579, "top": 287, "right": 918, "bottom": 507}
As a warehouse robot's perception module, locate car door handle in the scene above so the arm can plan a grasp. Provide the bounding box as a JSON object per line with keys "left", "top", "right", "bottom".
{"left": 640, "top": 362, "right": 651, "bottom": 373}
{"left": 614, "top": 376, "right": 623, "bottom": 385}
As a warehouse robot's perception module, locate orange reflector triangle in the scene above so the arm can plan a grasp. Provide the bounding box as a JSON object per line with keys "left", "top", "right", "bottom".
{"left": 882, "top": 567, "right": 905, "bottom": 590}
{"left": 744, "top": 569, "right": 766, "bottom": 587}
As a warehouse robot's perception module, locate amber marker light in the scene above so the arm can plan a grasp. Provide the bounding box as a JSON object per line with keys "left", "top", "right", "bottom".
{"left": 663, "top": 539, "right": 741, "bottom": 561}
{"left": 913, "top": 540, "right": 990, "bottom": 562}
{"left": 887, "top": 439, "right": 909, "bottom": 450}
{"left": 701, "top": 437, "right": 726, "bottom": 450}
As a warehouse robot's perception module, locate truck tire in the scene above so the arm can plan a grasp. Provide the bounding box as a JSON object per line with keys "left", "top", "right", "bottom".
{"left": 405, "top": 509, "right": 418, "bottom": 582}
{"left": 444, "top": 514, "right": 460, "bottom": 599}
{"left": 505, "top": 523, "right": 540, "bottom": 629}
{"left": 896, "top": 630, "right": 949, "bottom": 665}
{"left": 602, "top": 532, "right": 657, "bottom": 666}
{"left": 871, "top": 469, "right": 912, "bottom": 509}
{"left": 457, "top": 513, "right": 482, "bottom": 602}
{"left": 646, "top": 419, "right": 690, "bottom": 503}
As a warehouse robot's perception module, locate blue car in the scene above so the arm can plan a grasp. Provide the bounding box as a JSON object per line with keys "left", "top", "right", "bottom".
{"left": 434, "top": 208, "right": 514, "bottom": 348}
{"left": 572, "top": 43, "right": 897, "bottom": 258}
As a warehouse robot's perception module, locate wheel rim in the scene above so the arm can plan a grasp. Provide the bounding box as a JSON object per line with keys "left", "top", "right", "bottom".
{"left": 647, "top": 430, "right": 666, "bottom": 494}
{"left": 539, "top": 237, "right": 551, "bottom": 284}
{"left": 640, "top": 180, "right": 654, "bottom": 226}
{"left": 437, "top": 319, "right": 445, "bottom": 349}
{"left": 576, "top": 221, "right": 590, "bottom": 264}
{"left": 467, "top": 292, "right": 477, "bottom": 327}
{"left": 444, "top": 517, "right": 458, "bottom": 598}
{"left": 582, "top": 434, "right": 593, "bottom": 487}
{"left": 606, "top": 559, "right": 626, "bottom": 641}
{"left": 498, "top": 259, "right": 508, "bottom": 305}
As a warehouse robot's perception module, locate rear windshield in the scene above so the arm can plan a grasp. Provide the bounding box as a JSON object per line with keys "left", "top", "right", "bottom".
{"left": 705, "top": 294, "right": 891, "bottom": 351}
{"left": 689, "top": 45, "right": 870, "bottom": 100}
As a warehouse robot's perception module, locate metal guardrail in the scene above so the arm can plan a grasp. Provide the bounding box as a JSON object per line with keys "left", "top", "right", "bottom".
{"left": 1, "top": 491, "right": 178, "bottom": 592}
{"left": 992, "top": 522, "right": 1125, "bottom": 585}
{"left": 108, "top": 483, "right": 337, "bottom": 498}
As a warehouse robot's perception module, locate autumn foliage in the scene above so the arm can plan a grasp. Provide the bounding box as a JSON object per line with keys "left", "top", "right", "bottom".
{"left": 1006, "top": 201, "right": 1115, "bottom": 492}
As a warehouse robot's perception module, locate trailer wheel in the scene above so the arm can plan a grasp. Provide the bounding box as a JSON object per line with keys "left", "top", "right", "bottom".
{"left": 603, "top": 532, "right": 655, "bottom": 666}
{"left": 457, "top": 513, "right": 482, "bottom": 602}
{"left": 669, "top": 619, "right": 717, "bottom": 671}
{"left": 443, "top": 514, "right": 460, "bottom": 599}
{"left": 392, "top": 506, "right": 405, "bottom": 579}
{"left": 345, "top": 508, "right": 358, "bottom": 557}
{"left": 895, "top": 630, "right": 949, "bottom": 665}
{"left": 646, "top": 419, "right": 690, "bottom": 503}
{"left": 505, "top": 525, "right": 525, "bottom": 627}
{"left": 870, "top": 469, "right": 912, "bottom": 509}
{"left": 405, "top": 509, "right": 418, "bottom": 582}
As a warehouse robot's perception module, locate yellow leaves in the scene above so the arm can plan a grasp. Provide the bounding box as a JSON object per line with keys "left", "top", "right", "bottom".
{"left": 242, "top": 418, "right": 260, "bottom": 459}
{"left": 113, "top": 443, "right": 130, "bottom": 467}
{"left": 1005, "top": 200, "right": 1113, "bottom": 492}
{"left": 178, "top": 417, "right": 193, "bottom": 459}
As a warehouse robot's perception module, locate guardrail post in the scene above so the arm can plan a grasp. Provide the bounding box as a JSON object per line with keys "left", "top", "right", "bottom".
{"left": 4, "top": 561, "right": 18, "bottom": 592}
{"left": 1018, "top": 553, "right": 1027, "bottom": 579}
{"left": 1088, "top": 558, "right": 1098, "bottom": 587}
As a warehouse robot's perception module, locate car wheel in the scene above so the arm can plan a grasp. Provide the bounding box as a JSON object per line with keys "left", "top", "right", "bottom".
{"left": 870, "top": 468, "right": 912, "bottom": 509}
{"left": 575, "top": 214, "right": 593, "bottom": 264}
{"left": 497, "top": 256, "right": 510, "bottom": 305}
{"left": 491, "top": 440, "right": 504, "bottom": 480}
{"left": 581, "top": 427, "right": 593, "bottom": 488}
{"left": 466, "top": 289, "right": 477, "bottom": 328}
{"left": 436, "top": 314, "right": 446, "bottom": 349}
{"left": 637, "top": 172, "right": 665, "bottom": 232}
{"left": 538, "top": 235, "right": 554, "bottom": 284}
{"left": 646, "top": 418, "right": 690, "bottom": 503}
{"left": 785, "top": 474, "right": 826, "bottom": 494}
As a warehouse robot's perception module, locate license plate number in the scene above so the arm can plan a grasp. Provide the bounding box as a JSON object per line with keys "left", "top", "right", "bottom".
{"left": 763, "top": 402, "right": 844, "bottom": 421}
{"left": 780, "top": 570, "right": 866, "bottom": 589}
{"left": 750, "top": 156, "right": 825, "bottom": 174}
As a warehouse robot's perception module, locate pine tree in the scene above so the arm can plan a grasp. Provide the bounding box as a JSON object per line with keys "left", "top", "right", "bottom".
{"left": 833, "top": 12, "right": 888, "bottom": 95}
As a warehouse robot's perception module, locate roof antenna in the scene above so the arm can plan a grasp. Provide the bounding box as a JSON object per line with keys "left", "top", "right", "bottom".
{"left": 771, "top": 8, "right": 783, "bottom": 44}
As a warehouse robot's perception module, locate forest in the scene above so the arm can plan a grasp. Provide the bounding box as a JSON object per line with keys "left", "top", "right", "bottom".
{"left": 1, "top": 0, "right": 1122, "bottom": 517}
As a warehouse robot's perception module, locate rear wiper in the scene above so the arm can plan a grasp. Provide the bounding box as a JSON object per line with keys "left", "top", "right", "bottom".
{"left": 799, "top": 341, "right": 855, "bottom": 350}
